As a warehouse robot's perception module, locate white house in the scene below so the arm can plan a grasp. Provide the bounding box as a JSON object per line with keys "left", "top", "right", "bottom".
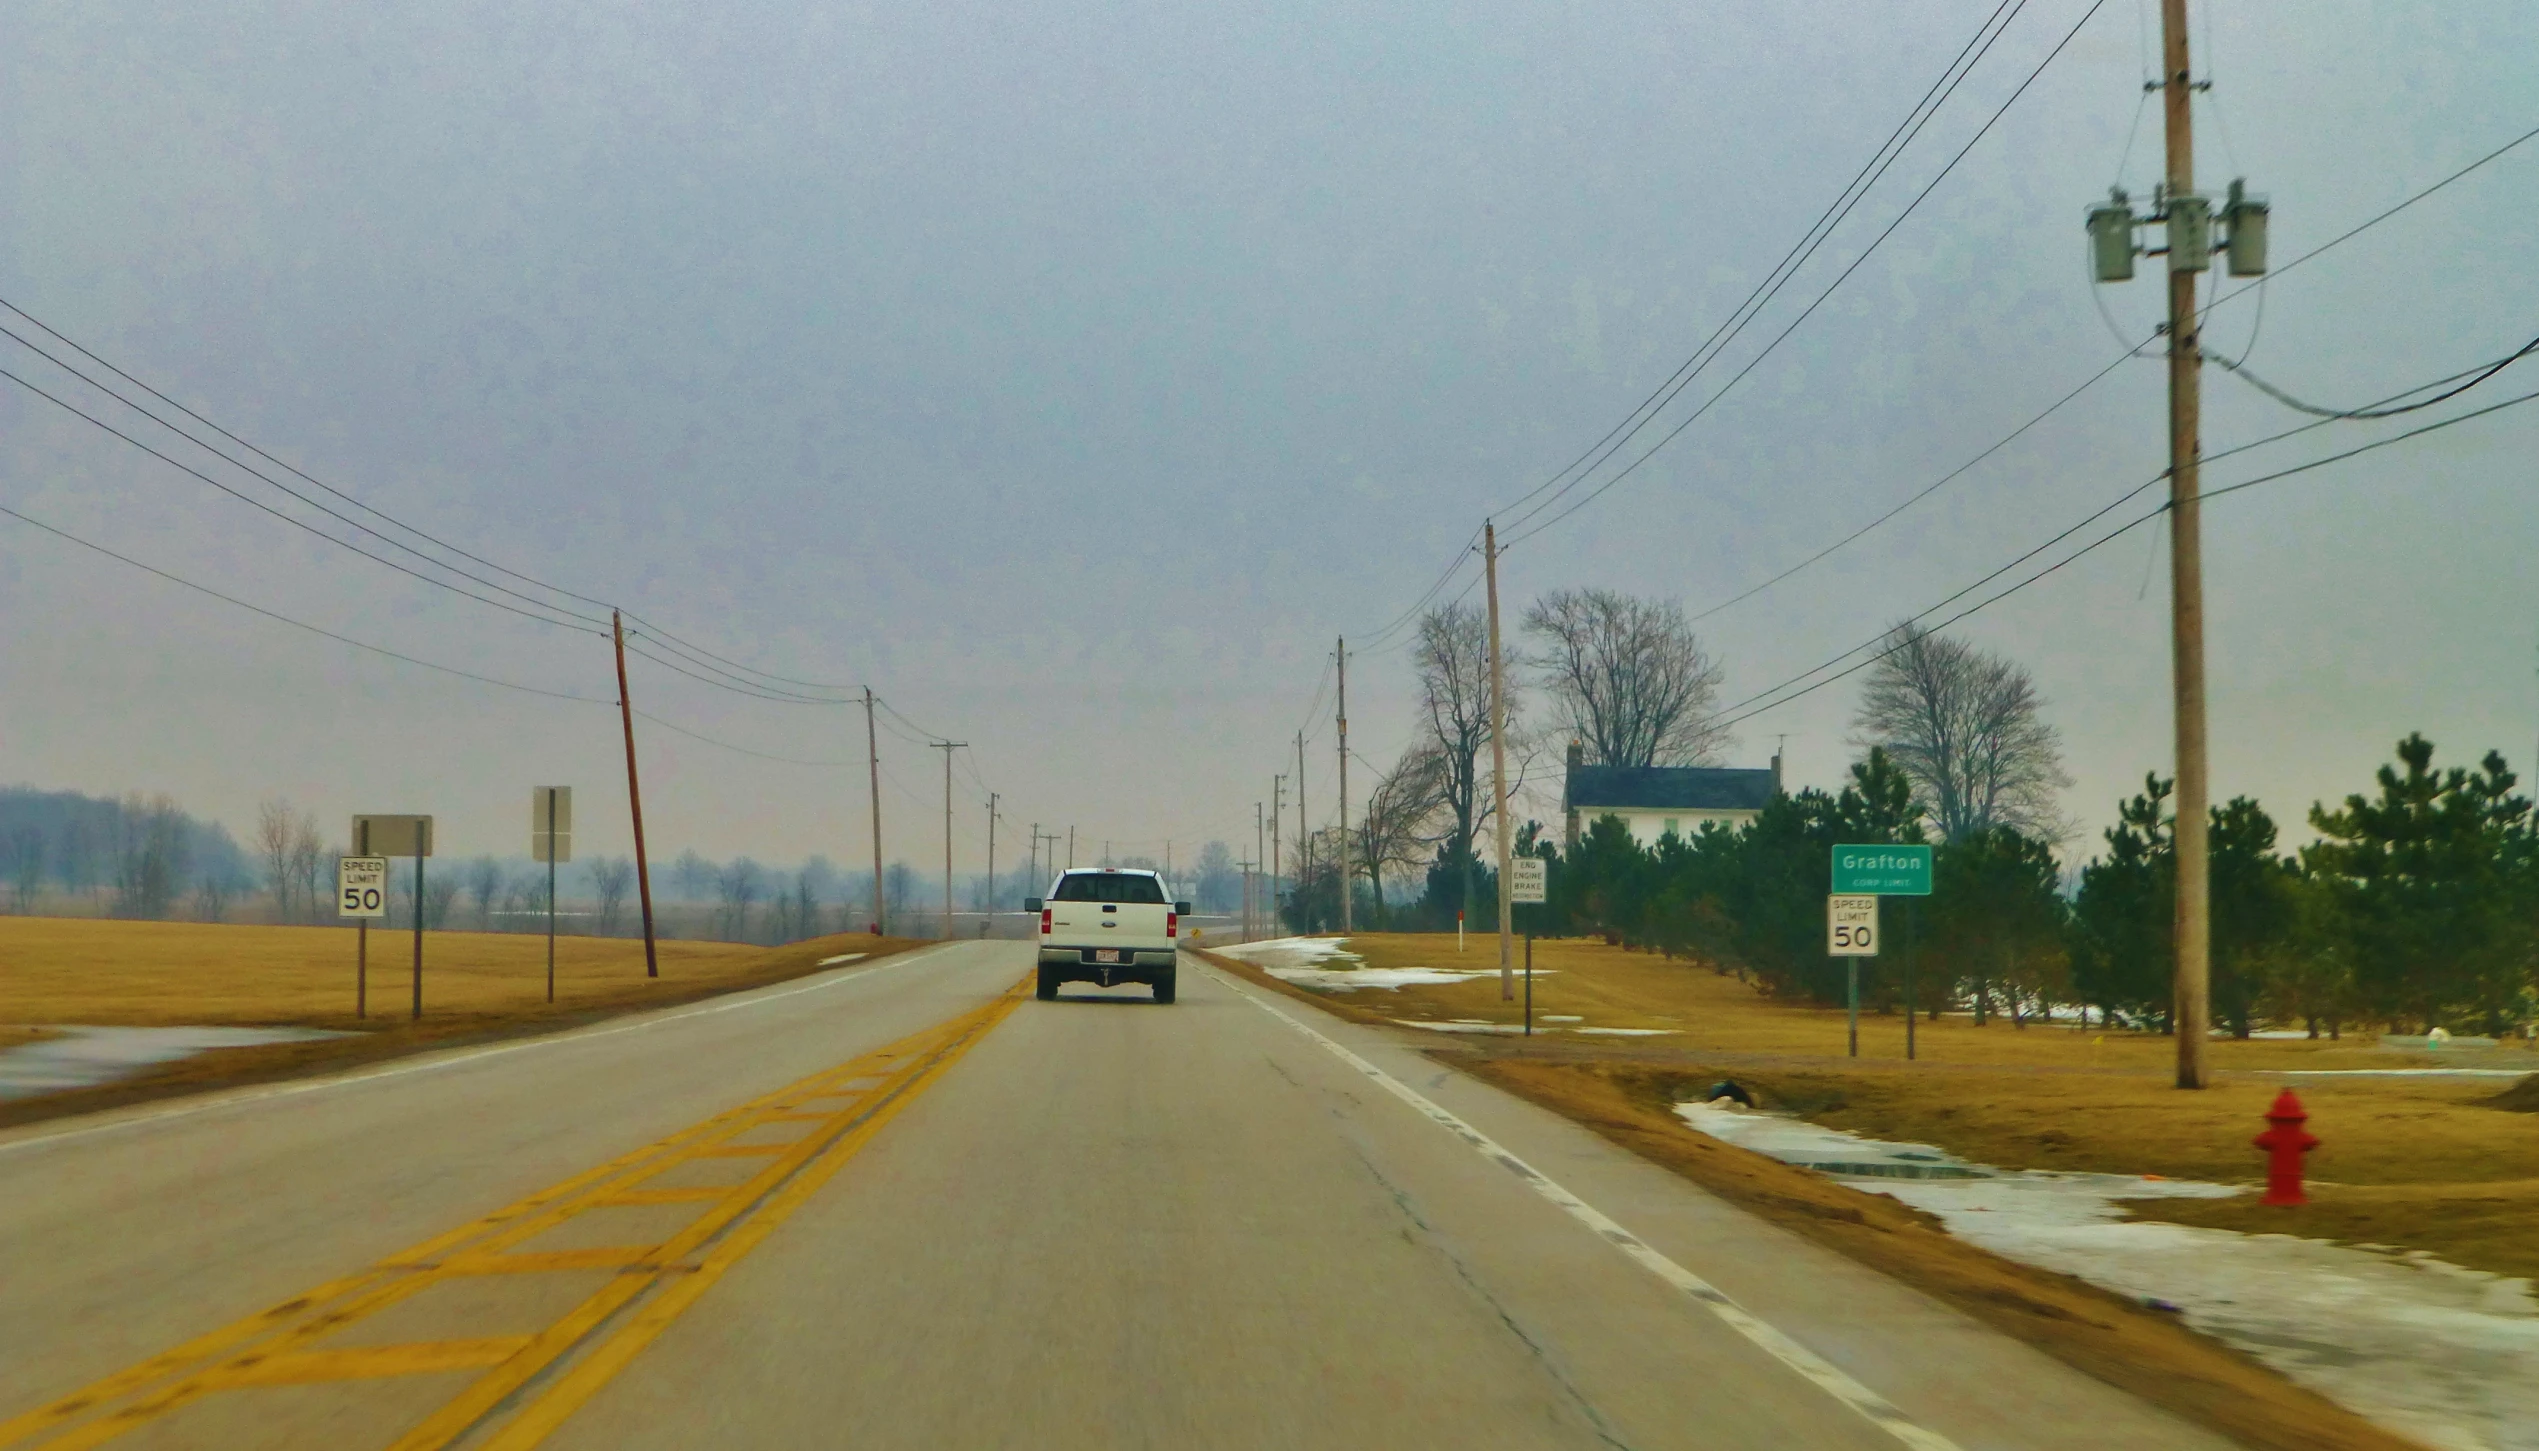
{"left": 1562, "top": 744, "right": 1782, "bottom": 850}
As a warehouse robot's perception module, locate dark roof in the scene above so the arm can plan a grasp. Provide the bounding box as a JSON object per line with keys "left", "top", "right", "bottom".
{"left": 1566, "top": 764, "right": 1775, "bottom": 812}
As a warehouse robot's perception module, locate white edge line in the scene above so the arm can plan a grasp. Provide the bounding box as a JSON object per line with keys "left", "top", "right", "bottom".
{"left": 0, "top": 945, "right": 958, "bottom": 1159}
{"left": 1214, "top": 968, "right": 1965, "bottom": 1451}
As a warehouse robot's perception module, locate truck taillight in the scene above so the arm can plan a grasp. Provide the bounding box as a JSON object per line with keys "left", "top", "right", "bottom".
{"left": 1039, "top": 908, "right": 1052, "bottom": 935}
{"left": 1166, "top": 911, "right": 1179, "bottom": 939}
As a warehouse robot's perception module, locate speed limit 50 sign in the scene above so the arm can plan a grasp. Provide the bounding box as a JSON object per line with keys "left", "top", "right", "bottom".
{"left": 1827, "top": 894, "right": 1879, "bottom": 956}
{"left": 338, "top": 856, "right": 390, "bottom": 919}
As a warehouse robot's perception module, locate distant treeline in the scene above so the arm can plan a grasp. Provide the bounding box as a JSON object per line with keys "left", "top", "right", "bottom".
{"left": 1407, "top": 736, "right": 2539, "bottom": 1039}
{"left": 0, "top": 787, "right": 255, "bottom": 919}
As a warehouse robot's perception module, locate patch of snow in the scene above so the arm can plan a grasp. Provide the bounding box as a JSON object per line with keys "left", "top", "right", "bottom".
{"left": 1220, "top": 937, "right": 1528, "bottom": 992}
{"left": 1572, "top": 1027, "right": 1677, "bottom": 1037}
{"left": 1215, "top": 936, "right": 1360, "bottom": 966}
{"left": 0, "top": 1025, "right": 356, "bottom": 1101}
{"left": 815, "top": 952, "right": 868, "bottom": 967}
{"left": 1677, "top": 1102, "right": 2539, "bottom": 1450}
{"left": 1392, "top": 1019, "right": 1525, "bottom": 1035}
{"left": 1540, "top": 1015, "right": 1585, "bottom": 1023}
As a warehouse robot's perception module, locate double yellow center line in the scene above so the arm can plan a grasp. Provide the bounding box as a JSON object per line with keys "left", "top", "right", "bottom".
{"left": 2, "top": 976, "right": 1029, "bottom": 1450}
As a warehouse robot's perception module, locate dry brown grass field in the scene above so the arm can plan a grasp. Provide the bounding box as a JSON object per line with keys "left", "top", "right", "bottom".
{"left": 0, "top": 917, "right": 928, "bottom": 1128}
{"left": 1201, "top": 934, "right": 2457, "bottom": 1451}
{"left": 0, "top": 916, "right": 870, "bottom": 1027}
{"left": 1225, "top": 933, "right": 2539, "bottom": 1281}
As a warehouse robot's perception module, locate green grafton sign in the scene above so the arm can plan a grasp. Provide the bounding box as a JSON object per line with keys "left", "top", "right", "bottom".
{"left": 1831, "top": 843, "right": 1932, "bottom": 896}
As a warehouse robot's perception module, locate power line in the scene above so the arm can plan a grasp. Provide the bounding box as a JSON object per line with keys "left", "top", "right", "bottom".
{"left": 2201, "top": 120, "right": 2539, "bottom": 320}
{"left": 1505, "top": 115, "right": 2538, "bottom": 625}
{"left": 1356, "top": 527, "right": 1482, "bottom": 652}
{"left": 631, "top": 710, "right": 853, "bottom": 766}
{"left": 0, "top": 500, "right": 605, "bottom": 703}
{"left": 1492, "top": 0, "right": 2035, "bottom": 529}
{"left": 0, "top": 362, "right": 605, "bottom": 637}
{"left": 0, "top": 310, "right": 611, "bottom": 630}
{"left": 1707, "top": 384, "right": 2539, "bottom": 733}
{"left": 1503, "top": 0, "right": 2113, "bottom": 549}
{"left": 0, "top": 294, "right": 884, "bottom": 699}
{"left": 2212, "top": 331, "right": 2539, "bottom": 419}
{"left": 1689, "top": 338, "right": 2150, "bottom": 625}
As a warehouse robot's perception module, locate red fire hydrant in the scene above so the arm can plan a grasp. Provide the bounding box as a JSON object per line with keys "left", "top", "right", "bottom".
{"left": 2253, "top": 1089, "right": 2319, "bottom": 1206}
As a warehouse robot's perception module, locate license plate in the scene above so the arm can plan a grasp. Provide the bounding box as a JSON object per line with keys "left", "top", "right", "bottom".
{"left": 1094, "top": 949, "right": 1121, "bottom": 964}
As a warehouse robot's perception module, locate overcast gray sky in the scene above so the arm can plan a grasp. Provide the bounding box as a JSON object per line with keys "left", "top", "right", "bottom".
{"left": 4, "top": 0, "right": 2535, "bottom": 881}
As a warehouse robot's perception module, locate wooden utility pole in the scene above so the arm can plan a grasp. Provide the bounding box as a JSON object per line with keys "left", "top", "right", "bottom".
{"left": 1295, "top": 731, "right": 1309, "bottom": 916}
{"left": 1336, "top": 636, "right": 1351, "bottom": 932}
{"left": 985, "top": 792, "right": 999, "bottom": 931}
{"left": 864, "top": 688, "right": 885, "bottom": 936}
{"left": 611, "top": 611, "right": 659, "bottom": 978}
{"left": 1269, "top": 776, "right": 1283, "bottom": 933}
{"left": 1484, "top": 522, "right": 1515, "bottom": 1000}
{"left": 2162, "top": 0, "right": 2211, "bottom": 1089}
{"left": 932, "top": 741, "right": 965, "bottom": 938}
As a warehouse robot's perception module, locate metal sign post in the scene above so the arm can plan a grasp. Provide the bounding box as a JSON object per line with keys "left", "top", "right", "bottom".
{"left": 1831, "top": 846, "right": 1932, "bottom": 1060}
{"left": 1509, "top": 858, "right": 1547, "bottom": 1037}
{"left": 353, "top": 815, "right": 434, "bottom": 1020}
{"left": 338, "top": 825, "right": 389, "bottom": 1018}
{"left": 1828, "top": 894, "right": 1879, "bottom": 1059}
{"left": 532, "top": 787, "right": 573, "bottom": 1004}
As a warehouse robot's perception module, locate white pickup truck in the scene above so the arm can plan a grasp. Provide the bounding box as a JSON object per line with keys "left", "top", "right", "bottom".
{"left": 1026, "top": 868, "right": 1188, "bottom": 1003}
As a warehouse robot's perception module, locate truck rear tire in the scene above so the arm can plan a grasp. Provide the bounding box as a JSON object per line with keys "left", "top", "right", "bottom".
{"left": 1152, "top": 970, "right": 1176, "bottom": 1005}
{"left": 1037, "top": 966, "right": 1060, "bottom": 1001}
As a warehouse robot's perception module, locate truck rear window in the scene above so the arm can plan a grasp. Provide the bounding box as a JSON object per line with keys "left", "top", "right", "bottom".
{"left": 1051, "top": 873, "right": 1166, "bottom": 904}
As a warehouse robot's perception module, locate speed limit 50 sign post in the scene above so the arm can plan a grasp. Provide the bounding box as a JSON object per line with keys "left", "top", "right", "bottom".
{"left": 1828, "top": 894, "right": 1877, "bottom": 1058}
{"left": 338, "top": 854, "right": 389, "bottom": 1018}
{"left": 1831, "top": 842, "right": 1932, "bottom": 1062}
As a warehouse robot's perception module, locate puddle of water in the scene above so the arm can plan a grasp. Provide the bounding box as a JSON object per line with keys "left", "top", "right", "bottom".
{"left": 0, "top": 1026, "right": 356, "bottom": 1100}
{"left": 1677, "top": 1102, "right": 2539, "bottom": 1450}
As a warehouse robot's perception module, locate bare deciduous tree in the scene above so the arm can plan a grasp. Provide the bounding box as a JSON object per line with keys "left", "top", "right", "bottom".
{"left": 590, "top": 856, "right": 634, "bottom": 935}
{"left": 1852, "top": 621, "right": 2073, "bottom": 842}
{"left": 6, "top": 828, "right": 43, "bottom": 913}
{"left": 1355, "top": 742, "right": 1449, "bottom": 921}
{"left": 287, "top": 813, "right": 326, "bottom": 924}
{"left": 716, "top": 858, "right": 765, "bottom": 942}
{"left": 194, "top": 870, "right": 234, "bottom": 923}
{"left": 1415, "top": 601, "right": 1520, "bottom": 909}
{"left": 425, "top": 876, "right": 461, "bottom": 929}
{"left": 466, "top": 856, "right": 504, "bottom": 929}
{"left": 256, "top": 799, "right": 296, "bottom": 922}
{"left": 111, "top": 794, "right": 189, "bottom": 920}
{"left": 1524, "top": 589, "right": 1730, "bottom": 768}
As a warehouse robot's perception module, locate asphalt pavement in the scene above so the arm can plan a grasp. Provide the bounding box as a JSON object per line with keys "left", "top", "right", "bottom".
{"left": 0, "top": 940, "right": 2236, "bottom": 1450}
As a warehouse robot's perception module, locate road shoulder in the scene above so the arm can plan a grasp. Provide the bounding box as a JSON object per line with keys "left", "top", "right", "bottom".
{"left": 1194, "top": 945, "right": 2428, "bottom": 1451}
{"left": 0, "top": 935, "right": 938, "bottom": 1136}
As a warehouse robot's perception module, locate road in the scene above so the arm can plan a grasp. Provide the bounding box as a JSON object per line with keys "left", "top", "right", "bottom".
{"left": 0, "top": 941, "right": 2235, "bottom": 1450}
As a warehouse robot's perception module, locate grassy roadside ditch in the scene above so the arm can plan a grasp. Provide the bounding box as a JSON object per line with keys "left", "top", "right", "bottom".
{"left": 1291, "top": 932, "right": 2539, "bottom": 1283}
{"left": 1195, "top": 937, "right": 2446, "bottom": 1451}
{"left": 0, "top": 923, "right": 931, "bottom": 1131}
